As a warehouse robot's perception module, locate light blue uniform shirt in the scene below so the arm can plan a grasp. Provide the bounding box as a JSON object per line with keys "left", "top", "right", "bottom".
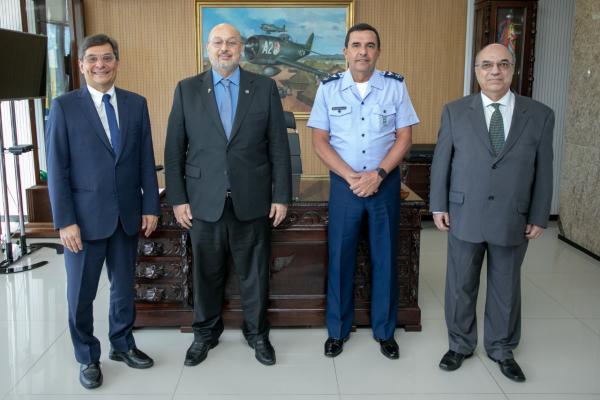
{"left": 307, "top": 69, "right": 419, "bottom": 172}
{"left": 212, "top": 67, "right": 240, "bottom": 119}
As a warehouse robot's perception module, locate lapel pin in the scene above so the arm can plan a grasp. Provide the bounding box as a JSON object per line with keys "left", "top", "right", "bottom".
{"left": 208, "top": 88, "right": 212, "bottom": 93}
{"left": 245, "top": 89, "right": 250, "bottom": 94}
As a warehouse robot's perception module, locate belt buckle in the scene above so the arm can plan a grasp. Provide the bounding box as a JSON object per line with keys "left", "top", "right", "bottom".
{"left": 225, "top": 190, "right": 232, "bottom": 198}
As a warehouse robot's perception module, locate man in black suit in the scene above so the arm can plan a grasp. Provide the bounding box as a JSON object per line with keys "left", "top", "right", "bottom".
{"left": 164, "top": 23, "right": 291, "bottom": 366}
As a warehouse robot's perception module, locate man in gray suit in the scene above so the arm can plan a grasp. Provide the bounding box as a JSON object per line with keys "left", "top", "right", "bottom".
{"left": 430, "top": 43, "right": 554, "bottom": 382}
{"left": 164, "top": 23, "right": 291, "bottom": 367}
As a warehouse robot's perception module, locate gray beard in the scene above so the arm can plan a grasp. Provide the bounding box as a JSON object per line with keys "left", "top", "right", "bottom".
{"left": 210, "top": 58, "right": 238, "bottom": 75}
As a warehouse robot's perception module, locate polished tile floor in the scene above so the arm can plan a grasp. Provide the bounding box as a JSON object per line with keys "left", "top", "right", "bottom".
{"left": 1, "top": 223, "right": 600, "bottom": 400}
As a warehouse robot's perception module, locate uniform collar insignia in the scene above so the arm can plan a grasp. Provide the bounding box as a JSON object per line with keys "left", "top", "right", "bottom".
{"left": 321, "top": 72, "right": 343, "bottom": 84}
{"left": 383, "top": 70, "right": 404, "bottom": 82}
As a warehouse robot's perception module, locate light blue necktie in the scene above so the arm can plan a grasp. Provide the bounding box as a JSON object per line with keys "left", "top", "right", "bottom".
{"left": 102, "top": 93, "right": 120, "bottom": 155}
{"left": 489, "top": 103, "right": 505, "bottom": 156}
{"left": 220, "top": 78, "right": 233, "bottom": 139}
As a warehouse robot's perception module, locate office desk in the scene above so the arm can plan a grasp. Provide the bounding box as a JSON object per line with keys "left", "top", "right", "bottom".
{"left": 134, "top": 177, "right": 425, "bottom": 331}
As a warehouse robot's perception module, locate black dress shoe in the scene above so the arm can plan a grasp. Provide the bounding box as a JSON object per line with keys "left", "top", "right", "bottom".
{"left": 488, "top": 355, "right": 526, "bottom": 382}
{"left": 324, "top": 337, "right": 348, "bottom": 358}
{"left": 184, "top": 340, "right": 218, "bottom": 366}
{"left": 79, "top": 362, "right": 102, "bottom": 389}
{"left": 250, "top": 338, "right": 276, "bottom": 366}
{"left": 376, "top": 337, "right": 400, "bottom": 360}
{"left": 439, "top": 350, "right": 473, "bottom": 371}
{"left": 109, "top": 347, "right": 154, "bottom": 369}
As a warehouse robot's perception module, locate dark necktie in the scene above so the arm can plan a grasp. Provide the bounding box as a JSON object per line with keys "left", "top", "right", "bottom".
{"left": 102, "top": 93, "right": 120, "bottom": 155}
{"left": 489, "top": 103, "right": 505, "bottom": 156}
{"left": 220, "top": 79, "right": 233, "bottom": 139}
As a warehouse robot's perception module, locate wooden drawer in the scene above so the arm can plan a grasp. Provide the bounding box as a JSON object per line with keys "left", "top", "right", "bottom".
{"left": 135, "top": 282, "right": 188, "bottom": 303}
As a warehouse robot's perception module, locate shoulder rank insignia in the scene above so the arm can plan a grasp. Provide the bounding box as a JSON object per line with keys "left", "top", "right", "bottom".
{"left": 321, "top": 72, "right": 343, "bottom": 84}
{"left": 383, "top": 71, "right": 404, "bottom": 82}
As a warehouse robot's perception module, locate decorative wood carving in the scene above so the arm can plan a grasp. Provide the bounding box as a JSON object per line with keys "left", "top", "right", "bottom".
{"left": 135, "top": 284, "right": 184, "bottom": 302}
{"left": 137, "top": 238, "right": 186, "bottom": 257}
{"left": 278, "top": 209, "right": 328, "bottom": 228}
{"left": 136, "top": 261, "right": 184, "bottom": 279}
{"left": 135, "top": 179, "right": 425, "bottom": 331}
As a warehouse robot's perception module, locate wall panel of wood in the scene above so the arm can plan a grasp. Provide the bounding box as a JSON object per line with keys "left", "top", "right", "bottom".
{"left": 84, "top": 0, "right": 466, "bottom": 178}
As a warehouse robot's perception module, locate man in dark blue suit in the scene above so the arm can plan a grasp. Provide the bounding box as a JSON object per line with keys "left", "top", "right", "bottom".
{"left": 46, "top": 34, "right": 160, "bottom": 389}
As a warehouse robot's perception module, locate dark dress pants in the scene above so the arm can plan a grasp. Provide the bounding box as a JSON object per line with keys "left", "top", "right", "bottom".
{"left": 189, "top": 197, "right": 271, "bottom": 344}
{"left": 65, "top": 222, "right": 139, "bottom": 365}
{"left": 326, "top": 169, "right": 400, "bottom": 341}
{"left": 445, "top": 232, "right": 528, "bottom": 360}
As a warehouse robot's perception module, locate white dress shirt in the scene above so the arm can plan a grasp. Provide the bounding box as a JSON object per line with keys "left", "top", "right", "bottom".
{"left": 87, "top": 85, "right": 119, "bottom": 144}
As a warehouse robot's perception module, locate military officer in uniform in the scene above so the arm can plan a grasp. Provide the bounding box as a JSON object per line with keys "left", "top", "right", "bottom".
{"left": 307, "top": 23, "right": 419, "bottom": 359}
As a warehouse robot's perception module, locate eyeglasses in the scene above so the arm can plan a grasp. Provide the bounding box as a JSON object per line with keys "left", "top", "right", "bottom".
{"left": 209, "top": 39, "right": 242, "bottom": 49}
{"left": 474, "top": 61, "right": 514, "bottom": 71}
{"left": 83, "top": 54, "right": 117, "bottom": 64}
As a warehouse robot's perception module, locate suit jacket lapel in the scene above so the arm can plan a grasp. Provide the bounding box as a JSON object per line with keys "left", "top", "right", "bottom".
{"left": 77, "top": 86, "right": 114, "bottom": 155}
{"left": 229, "top": 68, "right": 255, "bottom": 143}
{"left": 197, "top": 71, "right": 229, "bottom": 141}
{"left": 496, "top": 94, "right": 529, "bottom": 161}
{"left": 467, "top": 94, "right": 494, "bottom": 156}
{"left": 115, "top": 87, "right": 128, "bottom": 161}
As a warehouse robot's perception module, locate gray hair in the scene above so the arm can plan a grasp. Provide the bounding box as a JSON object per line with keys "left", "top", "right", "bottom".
{"left": 79, "top": 33, "right": 119, "bottom": 60}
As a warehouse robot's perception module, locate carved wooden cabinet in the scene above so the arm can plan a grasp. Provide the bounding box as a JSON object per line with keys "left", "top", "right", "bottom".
{"left": 135, "top": 177, "right": 425, "bottom": 331}
{"left": 134, "top": 202, "right": 193, "bottom": 325}
{"left": 401, "top": 144, "right": 435, "bottom": 212}
{"left": 472, "top": 0, "right": 539, "bottom": 96}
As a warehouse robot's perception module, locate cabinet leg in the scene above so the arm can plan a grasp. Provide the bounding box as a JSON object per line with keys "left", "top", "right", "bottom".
{"left": 402, "top": 324, "right": 422, "bottom": 332}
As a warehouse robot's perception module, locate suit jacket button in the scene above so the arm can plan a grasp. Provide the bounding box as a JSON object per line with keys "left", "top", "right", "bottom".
{"left": 488, "top": 195, "right": 494, "bottom": 200}
{"left": 492, "top": 164, "right": 497, "bottom": 169}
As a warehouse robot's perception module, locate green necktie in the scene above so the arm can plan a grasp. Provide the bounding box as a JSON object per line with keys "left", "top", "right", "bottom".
{"left": 489, "top": 103, "right": 505, "bottom": 155}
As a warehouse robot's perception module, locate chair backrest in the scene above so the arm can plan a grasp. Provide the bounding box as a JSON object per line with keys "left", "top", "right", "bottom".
{"left": 283, "top": 111, "right": 302, "bottom": 175}
{"left": 284, "top": 111, "right": 296, "bottom": 130}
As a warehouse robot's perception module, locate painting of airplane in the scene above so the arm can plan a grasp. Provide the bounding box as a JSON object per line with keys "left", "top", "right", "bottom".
{"left": 243, "top": 32, "right": 328, "bottom": 78}
{"left": 260, "top": 23, "right": 286, "bottom": 34}
{"left": 197, "top": 2, "right": 351, "bottom": 113}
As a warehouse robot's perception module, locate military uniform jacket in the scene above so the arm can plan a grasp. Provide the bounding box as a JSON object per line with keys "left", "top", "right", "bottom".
{"left": 307, "top": 69, "right": 419, "bottom": 172}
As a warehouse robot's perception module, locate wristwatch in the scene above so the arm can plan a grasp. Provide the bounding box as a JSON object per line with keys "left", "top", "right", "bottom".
{"left": 376, "top": 167, "right": 387, "bottom": 180}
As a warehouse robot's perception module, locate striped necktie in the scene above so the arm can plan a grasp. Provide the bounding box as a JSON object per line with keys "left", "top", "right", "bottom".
{"left": 489, "top": 103, "right": 505, "bottom": 156}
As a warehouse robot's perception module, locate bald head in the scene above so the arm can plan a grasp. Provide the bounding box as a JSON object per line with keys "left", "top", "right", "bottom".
{"left": 208, "top": 23, "right": 241, "bottom": 42}
{"left": 206, "top": 23, "right": 243, "bottom": 77}
{"left": 475, "top": 43, "right": 515, "bottom": 65}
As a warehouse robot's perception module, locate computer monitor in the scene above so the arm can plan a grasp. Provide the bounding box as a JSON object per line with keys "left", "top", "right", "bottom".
{"left": 0, "top": 28, "right": 47, "bottom": 100}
